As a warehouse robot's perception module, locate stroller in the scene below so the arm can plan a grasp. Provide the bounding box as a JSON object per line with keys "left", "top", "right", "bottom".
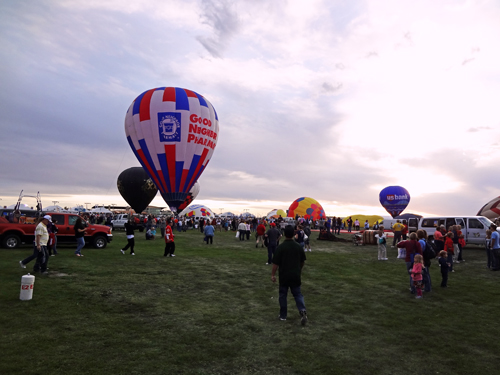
{"left": 352, "top": 233, "right": 363, "bottom": 246}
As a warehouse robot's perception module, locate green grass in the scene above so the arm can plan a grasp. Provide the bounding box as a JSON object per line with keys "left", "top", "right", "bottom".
{"left": 1, "top": 229, "right": 500, "bottom": 375}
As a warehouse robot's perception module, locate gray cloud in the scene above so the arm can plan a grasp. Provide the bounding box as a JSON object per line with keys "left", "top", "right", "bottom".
{"left": 322, "top": 82, "right": 343, "bottom": 92}
{"left": 196, "top": 0, "right": 240, "bottom": 58}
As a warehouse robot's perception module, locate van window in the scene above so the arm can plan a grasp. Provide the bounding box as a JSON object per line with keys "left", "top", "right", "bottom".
{"left": 479, "top": 217, "right": 494, "bottom": 228}
{"left": 456, "top": 218, "right": 465, "bottom": 228}
{"left": 421, "top": 219, "right": 438, "bottom": 228}
{"left": 469, "top": 218, "right": 484, "bottom": 229}
{"left": 445, "top": 219, "right": 455, "bottom": 230}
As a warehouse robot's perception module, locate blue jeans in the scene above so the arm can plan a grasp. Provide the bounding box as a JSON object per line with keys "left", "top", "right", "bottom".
{"left": 22, "top": 242, "right": 39, "bottom": 265}
{"left": 279, "top": 285, "right": 306, "bottom": 319}
{"left": 75, "top": 237, "right": 85, "bottom": 255}
{"left": 33, "top": 246, "right": 48, "bottom": 273}
{"left": 447, "top": 253, "right": 454, "bottom": 272}
{"left": 423, "top": 266, "right": 432, "bottom": 292}
{"left": 267, "top": 243, "right": 277, "bottom": 264}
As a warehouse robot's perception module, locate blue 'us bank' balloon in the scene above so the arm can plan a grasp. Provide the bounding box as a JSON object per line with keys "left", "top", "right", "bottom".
{"left": 379, "top": 186, "right": 410, "bottom": 218}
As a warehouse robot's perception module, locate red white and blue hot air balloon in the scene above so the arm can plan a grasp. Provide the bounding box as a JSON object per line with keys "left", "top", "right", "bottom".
{"left": 125, "top": 87, "right": 219, "bottom": 212}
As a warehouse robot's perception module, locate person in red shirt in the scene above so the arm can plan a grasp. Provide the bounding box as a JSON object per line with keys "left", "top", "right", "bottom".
{"left": 256, "top": 221, "right": 266, "bottom": 248}
{"left": 164, "top": 218, "right": 175, "bottom": 257}
{"left": 433, "top": 227, "right": 444, "bottom": 251}
{"left": 444, "top": 232, "right": 454, "bottom": 272}
{"left": 402, "top": 220, "right": 409, "bottom": 240}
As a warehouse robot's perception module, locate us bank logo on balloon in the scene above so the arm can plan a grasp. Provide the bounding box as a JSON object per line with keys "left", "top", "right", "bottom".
{"left": 158, "top": 112, "right": 181, "bottom": 142}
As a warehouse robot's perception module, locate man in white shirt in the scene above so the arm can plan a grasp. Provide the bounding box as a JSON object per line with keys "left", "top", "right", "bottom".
{"left": 34, "top": 215, "right": 51, "bottom": 274}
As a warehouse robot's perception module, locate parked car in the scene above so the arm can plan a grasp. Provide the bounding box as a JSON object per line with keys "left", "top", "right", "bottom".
{"left": 111, "top": 214, "right": 145, "bottom": 232}
{"left": 0, "top": 212, "right": 113, "bottom": 249}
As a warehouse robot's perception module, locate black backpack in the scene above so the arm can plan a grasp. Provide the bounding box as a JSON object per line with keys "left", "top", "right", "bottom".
{"left": 423, "top": 240, "right": 437, "bottom": 259}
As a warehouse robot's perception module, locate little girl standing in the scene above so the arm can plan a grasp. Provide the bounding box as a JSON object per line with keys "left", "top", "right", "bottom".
{"left": 411, "top": 254, "right": 424, "bottom": 298}
{"left": 374, "top": 226, "right": 387, "bottom": 260}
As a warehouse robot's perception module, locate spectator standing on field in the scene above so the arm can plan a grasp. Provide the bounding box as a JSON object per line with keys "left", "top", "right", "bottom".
{"left": 444, "top": 232, "right": 455, "bottom": 273}
{"left": 489, "top": 224, "right": 500, "bottom": 271}
{"left": 438, "top": 250, "right": 450, "bottom": 287}
{"left": 74, "top": 217, "right": 86, "bottom": 257}
{"left": 397, "top": 232, "right": 423, "bottom": 294}
{"left": 33, "top": 215, "right": 52, "bottom": 274}
{"left": 401, "top": 220, "right": 409, "bottom": 240}
{"left": 347, "top": 217, "right": 353, "bottom": 233}
{"left": 164, "top": 218, "right": 176, "bottom": 257}
{"left": 271, "top": 225, "right": 308, "bottom": 325}
{"left": 158, "top": 217, "right": 166, "bottom": 238}
{"left": 238, "top": 220, "right": 246, "bottom": 241}
{"left": 47, "top": 219, "right": 58, "bottom": 256}
{"left": 265, "top": 223, "right": 281, "bottom": 265}
{"left": 20, "top": 218, "right": 43, "bottom": 269}
{"left": 303, "top": 225, "right": 312, "bottom": 252}
{"left": 485, "top": 229, "right": 493, "bottom": 269}
{"left": 433, "top": 226, "right": 444, "bottom": 252}
{"left": 391, "top": 220, "right": 405, "bottom": 247}
{"left": 120, "top": 219, "right": 137, "bottom": 255}
{"left": 256, "top": 221, "right": 266, "bottom": 248}
{"left": 417, "top": 229, "right": 432, "bottom": 292}
{"left": 375, "top": 226, "right": 387, "bottom": 260}
{"left": 204, "top": 221, "right": 215, "bottom": 244}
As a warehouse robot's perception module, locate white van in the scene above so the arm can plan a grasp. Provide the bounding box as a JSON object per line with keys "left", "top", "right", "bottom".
{"left": 418, "top": 216, "right": 498, "bottom": 245}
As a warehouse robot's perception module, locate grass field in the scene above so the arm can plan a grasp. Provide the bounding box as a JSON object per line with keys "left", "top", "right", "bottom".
{"left": 1, "top": 228, "right": 500, "bottom": 375}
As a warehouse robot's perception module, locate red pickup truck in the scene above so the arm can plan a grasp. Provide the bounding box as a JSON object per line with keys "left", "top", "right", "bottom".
{"left": 0, "top": 212, "right": 113, "bottom": 249}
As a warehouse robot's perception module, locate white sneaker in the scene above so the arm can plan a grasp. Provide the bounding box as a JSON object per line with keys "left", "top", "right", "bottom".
{"left": 131, "top": 253, "right": 135, "bottom": 255}
{"left": 120, "top": 249, "right": 125, "bottom": 255}
{"left": 170, "top": 254, "right": 176, "bottom": 257}
{"left": 19, "top": 261, "right": 26, "bottom": 269}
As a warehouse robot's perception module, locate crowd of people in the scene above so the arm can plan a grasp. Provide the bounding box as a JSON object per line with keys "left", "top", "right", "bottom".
{"left": 17, "top": 210, "right": 500, "bottom": 326}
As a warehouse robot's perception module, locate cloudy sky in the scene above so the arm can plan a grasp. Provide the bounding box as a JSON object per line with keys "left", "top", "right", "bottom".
{"left": 1, "top": 0, "right": 499, "bottom": 216}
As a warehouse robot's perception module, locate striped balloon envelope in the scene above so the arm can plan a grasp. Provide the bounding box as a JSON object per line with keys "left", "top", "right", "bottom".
{"left": 177, "top": 181, "right": 201, "bottom": 212}
{"left": 125, "top": 87, "right": 219, "bottom": 212}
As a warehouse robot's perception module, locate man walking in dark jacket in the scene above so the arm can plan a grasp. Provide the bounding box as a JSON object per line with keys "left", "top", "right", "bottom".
{"left": 271, "top": 225, "right": 308, "bottom": 325}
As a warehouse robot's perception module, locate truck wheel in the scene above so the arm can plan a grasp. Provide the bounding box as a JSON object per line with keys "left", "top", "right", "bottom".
{"left": 92, "top": 235, "right": 107, "bottom": 249}
{"left": 2, "top": 234, "right": 21, "bottom": 249}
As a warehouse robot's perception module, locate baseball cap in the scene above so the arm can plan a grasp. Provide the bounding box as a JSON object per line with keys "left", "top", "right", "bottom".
{"left": 270, "top": 223, "right": 276, "bottom": 227}
{"left": 43, "top": 215, "right": 52, "bottom": 221}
